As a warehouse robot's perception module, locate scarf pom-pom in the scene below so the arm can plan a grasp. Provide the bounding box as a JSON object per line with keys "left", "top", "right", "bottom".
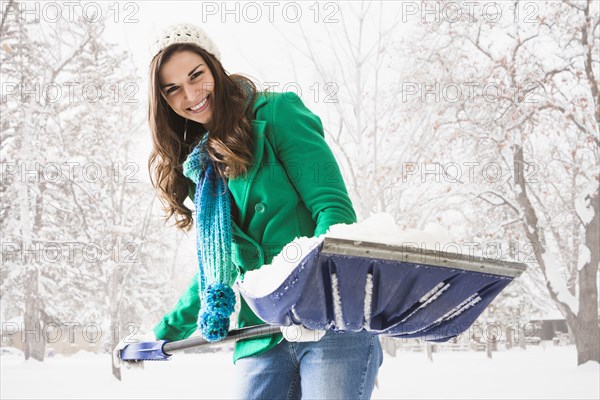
{"left": 198, "top": 310, "right": 230, "bottom": 342}
{"left": 202, "top": 283, "right": 236, "bottom": 318}
{"left": 197, "top": 284, "right": 236, "bottom": 341}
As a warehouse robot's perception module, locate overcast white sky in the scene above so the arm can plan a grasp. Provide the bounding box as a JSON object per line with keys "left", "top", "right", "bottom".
{"left": 102, "top": 1, "right": 386, "bottom": 100}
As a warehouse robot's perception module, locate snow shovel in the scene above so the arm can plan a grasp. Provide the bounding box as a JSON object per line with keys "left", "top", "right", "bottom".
{"left": 120, "top": 236, "right": 526, "bottom": 361}
{"left": 239, "top": 237, "right": 527, "bottom": 342}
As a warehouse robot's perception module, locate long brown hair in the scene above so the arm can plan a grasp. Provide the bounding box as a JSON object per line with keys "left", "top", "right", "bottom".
{"left": 147, "top": 43, "right": 257, "bottom": 231}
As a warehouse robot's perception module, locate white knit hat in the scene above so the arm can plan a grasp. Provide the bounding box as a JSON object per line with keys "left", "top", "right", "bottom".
{"left": 148, "top": 23, "right": 221, "bottom": 63}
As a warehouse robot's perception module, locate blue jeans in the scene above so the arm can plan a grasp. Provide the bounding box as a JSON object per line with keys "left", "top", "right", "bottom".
{"left": 233, "top": 329, "right": 384, "bottom": 399}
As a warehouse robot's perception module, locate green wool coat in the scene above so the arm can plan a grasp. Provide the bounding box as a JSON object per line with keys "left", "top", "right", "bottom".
{"left": 153, "top": 90, "right": 357, "bottom": 363}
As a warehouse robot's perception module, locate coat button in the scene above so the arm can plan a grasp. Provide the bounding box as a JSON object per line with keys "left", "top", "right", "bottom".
{"left": 254, "top": 202, "right": 266, "bottom": 214}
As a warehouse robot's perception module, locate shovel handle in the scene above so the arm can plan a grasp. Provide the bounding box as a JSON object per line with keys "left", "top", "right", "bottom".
{"left": 120, "top": 324, "right": 278, "bottom": 361}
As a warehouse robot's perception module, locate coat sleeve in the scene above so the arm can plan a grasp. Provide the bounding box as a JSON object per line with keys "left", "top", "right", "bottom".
{"left": 153, "top": 271, "right": 200, "bottom": 341}
{"left": 270, "top": 92, "right": 357, "bottom": 237}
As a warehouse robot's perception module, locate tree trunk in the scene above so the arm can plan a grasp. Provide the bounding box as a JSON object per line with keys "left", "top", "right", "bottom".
{"left": 111, "top": 322, "right": 122, "bottom": 381}
{"left": 514, "top": 145, "right": 599, "bottom": 365}
{"left": 426, "top": 342, "right": 434, "bottom": 362}
{"left": 518, "top": 324, "right": 526, "bottom": 350}
{"left": 568, "top": 314, "right": 599, "bottom": 365}
{"left": 569, "top": 187, "right": 600, "bottom": 364}
{"left": 110, "top": 246, "right": 122, "bottom": 380}
{"left": 505, "top": 327, "right": 513, "bottom": 350}
{"left": 19, "top": 161, "right": 45, "bottom": 361}
{"left": 23, "top": 268, "right": 45, "bottom": 361}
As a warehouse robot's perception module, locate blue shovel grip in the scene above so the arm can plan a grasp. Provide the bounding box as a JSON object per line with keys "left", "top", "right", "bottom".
{"left": 119, "top": 340, "right": 171, "bottom": 361}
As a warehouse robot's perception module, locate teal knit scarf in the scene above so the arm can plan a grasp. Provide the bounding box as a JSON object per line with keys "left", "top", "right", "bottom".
{"left": 182, "top": 132, "right": 236, "bottom": 341}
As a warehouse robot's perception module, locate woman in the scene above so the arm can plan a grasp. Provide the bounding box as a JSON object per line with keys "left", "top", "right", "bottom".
{"left": 144, "top": 23, "right": 383, "bottom": 399}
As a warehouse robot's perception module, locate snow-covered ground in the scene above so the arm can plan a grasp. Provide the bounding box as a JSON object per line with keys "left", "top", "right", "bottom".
{"left": 1, "top": 345, "right": 598, "bottom": 399}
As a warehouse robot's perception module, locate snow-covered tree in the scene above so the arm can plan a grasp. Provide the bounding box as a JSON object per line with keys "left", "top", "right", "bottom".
{"left": 407, "top": 0, "right": 599, "bottom": 365}
{"left": 274, "top": 1, "right": 452, "bottom": 222}
{"left": 284, "top": 1, "right": 598, "bottom": 364}
{"left": 0, "top": 4, "right": 186, "bottom": 376}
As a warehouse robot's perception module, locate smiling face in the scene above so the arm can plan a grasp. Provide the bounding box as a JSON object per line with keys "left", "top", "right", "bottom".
{"left": 158, "top": 50, "right": 215, "bottom": 129}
